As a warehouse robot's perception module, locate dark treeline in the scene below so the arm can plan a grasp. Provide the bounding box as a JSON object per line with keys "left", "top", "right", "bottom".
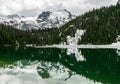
{"left": 0, "top": 24, "right": 61, "bottom": 45}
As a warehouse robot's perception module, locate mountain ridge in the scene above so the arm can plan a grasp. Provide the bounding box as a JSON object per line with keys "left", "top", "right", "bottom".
{"left": 0, "top": 9, "right": 75, "bottom": 30}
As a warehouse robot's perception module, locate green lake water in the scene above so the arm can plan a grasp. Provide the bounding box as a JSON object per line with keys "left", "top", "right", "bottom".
{"left": 0, "top": 46, "right": 120, "bottom": 84}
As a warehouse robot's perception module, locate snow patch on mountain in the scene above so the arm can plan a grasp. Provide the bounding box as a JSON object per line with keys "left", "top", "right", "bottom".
{"left": 67, "top": 29, "right": 85, "bottom": 45}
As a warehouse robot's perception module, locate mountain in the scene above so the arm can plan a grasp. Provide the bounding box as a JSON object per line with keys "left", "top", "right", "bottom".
{"left": 0, "top": 9, "right": 75, "bottom": 30}
{"left": 37, "top": 9, "right": 75, "bottom": 28}
{"left": 0, "top": 3, "right": 120, "bottom": 45}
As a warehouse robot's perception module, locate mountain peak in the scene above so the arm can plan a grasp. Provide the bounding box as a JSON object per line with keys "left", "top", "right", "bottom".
{"left": 38, "top": 11, "right": 52, "bottom": 21}
{"left": 63, "top": 9, "right": 73, "bottom": 19}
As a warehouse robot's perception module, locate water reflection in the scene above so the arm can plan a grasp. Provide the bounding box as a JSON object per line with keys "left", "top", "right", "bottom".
{"left": 116, "top": 48, "right": 120, "bottom": 56}
{"left": 67, "top": 48, "right": 86, "bottom": 62}
{"left": 0, "top": 47, "right": 120, "bottom": 84}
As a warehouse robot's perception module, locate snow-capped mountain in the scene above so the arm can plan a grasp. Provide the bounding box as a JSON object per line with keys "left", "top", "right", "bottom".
{"left": 0, "top": 9, "right": 75, "bottom": 30}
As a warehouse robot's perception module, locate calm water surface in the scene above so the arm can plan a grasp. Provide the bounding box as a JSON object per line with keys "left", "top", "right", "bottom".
{"left": 0, "top": 46, "right": 120, "bottom": 84}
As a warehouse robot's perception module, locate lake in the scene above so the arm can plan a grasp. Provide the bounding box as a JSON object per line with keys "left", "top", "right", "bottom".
{"left": 0, "top": 46, "right": 120, "bottom": 84}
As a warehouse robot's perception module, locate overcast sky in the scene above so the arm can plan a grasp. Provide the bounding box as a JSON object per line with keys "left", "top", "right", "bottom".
{"left": 0, "top": 0, "right": 118, "bottom": 16}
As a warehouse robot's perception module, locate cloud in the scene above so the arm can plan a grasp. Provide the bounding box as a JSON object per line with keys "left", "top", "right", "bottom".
{"left": 0, "top": 0, "right": 118, "bottom": 16}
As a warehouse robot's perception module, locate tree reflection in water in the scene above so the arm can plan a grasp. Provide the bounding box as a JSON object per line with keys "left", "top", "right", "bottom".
{"left": 0, "top": 47, "right": 120, "bottom": 84}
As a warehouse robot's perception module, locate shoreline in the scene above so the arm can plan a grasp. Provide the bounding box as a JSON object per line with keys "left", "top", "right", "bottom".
{"left": 0, "top": 44, "right": 120, "bottom": 49}
{"left": 34, "top": 45, "right": 120, "bottom": 49}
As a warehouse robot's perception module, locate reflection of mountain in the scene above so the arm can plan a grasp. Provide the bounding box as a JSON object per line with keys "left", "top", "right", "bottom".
{"left": 0, "top": 47, "right": 76, "bottom": 81}
{"left": 37, "top": 62, "right": 74, "bottom": 80}
{"left": 0, "top": 47, "right": 120, "bottom": 84}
